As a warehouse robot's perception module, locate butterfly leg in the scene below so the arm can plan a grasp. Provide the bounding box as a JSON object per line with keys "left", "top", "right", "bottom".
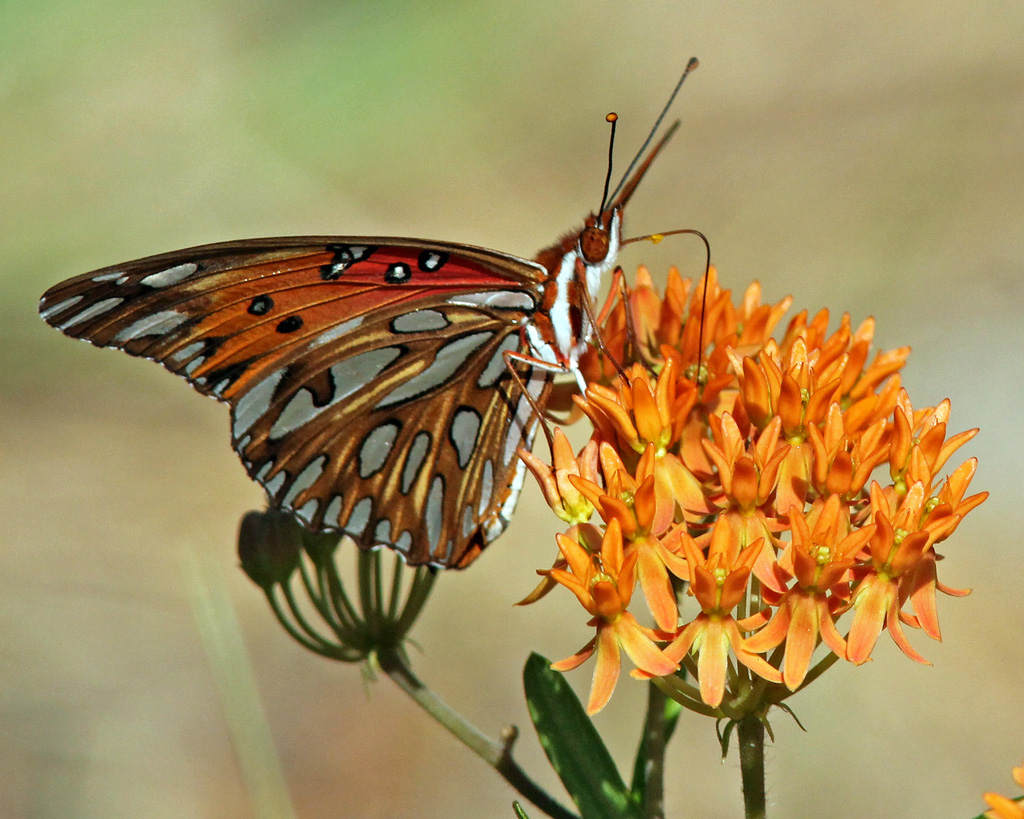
{"left": 596, "top": 265, "right": 624, "bottom": 326}
{"left": 573, "top": 259, "right": 628, "bottom": 383}
{"left": 502, "top": 349, "right": 576, "bottom": 452}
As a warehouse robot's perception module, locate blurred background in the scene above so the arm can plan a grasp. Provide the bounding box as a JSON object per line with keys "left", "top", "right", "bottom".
{"left": 3, "top": 1, "right": 1022, "bottom": 816}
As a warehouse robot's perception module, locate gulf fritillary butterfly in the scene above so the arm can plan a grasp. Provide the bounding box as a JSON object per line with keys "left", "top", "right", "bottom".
{"left": 39, "top": 60, "right": 698, "bottom": 569}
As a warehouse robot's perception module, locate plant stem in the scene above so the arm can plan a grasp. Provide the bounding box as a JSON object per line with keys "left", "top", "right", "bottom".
{"left": 737, "top": 715, "right": 766, "bottom": 819}
{"left": 641, "top": 682, "right": 668, "bottom": 819}
{"left": 378, "top": 649, "right": 579, "bottom": 819}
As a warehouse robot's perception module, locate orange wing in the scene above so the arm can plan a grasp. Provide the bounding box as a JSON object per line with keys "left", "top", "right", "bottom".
{"left": 40, "top": 237, "right": 554, "bottom": 567}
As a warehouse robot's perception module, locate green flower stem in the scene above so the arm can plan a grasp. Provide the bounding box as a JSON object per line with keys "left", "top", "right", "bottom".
{"left": 266, "top": 589, "right": 354, "bottom": 661}
{"left": 737, "top": 714, "right": 766, "bottom": 819}
{"left": 642, "top": 682, "right": 668, "bottom": 819}
{"left": 377, "top": 648, "right": 579, "bottom": 819}
{"left": 651, "top": 674, "right": 719, "bottom": 718}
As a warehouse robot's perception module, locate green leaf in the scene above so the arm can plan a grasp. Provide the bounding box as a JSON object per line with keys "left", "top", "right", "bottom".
{"left": 523, "top": 653, "right": 638, "bottom": 819}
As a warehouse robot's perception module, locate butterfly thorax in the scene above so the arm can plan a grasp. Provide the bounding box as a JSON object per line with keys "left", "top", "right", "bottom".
{"left": 527, "top": 209, "right": 621, "bottom": 375}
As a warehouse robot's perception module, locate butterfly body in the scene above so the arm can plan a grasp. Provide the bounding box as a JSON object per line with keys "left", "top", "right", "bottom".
{"left": 39, "top": 67, "right": 693, "bottom": 568}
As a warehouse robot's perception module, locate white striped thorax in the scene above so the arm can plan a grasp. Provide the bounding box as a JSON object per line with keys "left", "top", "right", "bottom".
{"left": 527, "top": 208, "right": 622, "bottom": 391}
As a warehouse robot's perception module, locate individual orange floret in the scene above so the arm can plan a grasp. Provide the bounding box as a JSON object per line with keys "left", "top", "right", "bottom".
{"left": 887, "top": 389, "right": 980, "bottom": 495}
{"left": 744, "top": 496, "right": 874, "bottom": 689}
{"left": 864, "top": 451, "right": 985, "bottom": 642}
{"left": 661, "top": 518, "right": 782, "bottom": 707}
{"left": 575, "top": 363, "right": 712, "bottom": 522}
{"left": 578, "top": 359, "right": 693, "bottom": 457}
{"left": 518, "top": 428, "right": 599, "bottom": 526}
{"left": 846, "top": 481, "right": 938, "bottom": 665}
{"left": 568, "top": 443, "right": 682, "bottom": 630}
{"left": 805, "top": 402, "right": 890, "bottom": 502}
{"left": 546, "top": 520, "right": 678, "bottom": 714}
{"left": 700, "top": 412, "right": 790, "bottom": 592}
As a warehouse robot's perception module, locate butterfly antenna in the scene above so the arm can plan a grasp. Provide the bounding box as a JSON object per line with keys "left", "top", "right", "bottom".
{"left": 605, "top": 57, "right": 699, "bottom": 207}
{"left": 695, "top": 240, "right": 711, "bottom": 389}
{"left": 598, "top": 113, "right": 618, "bottom": 215}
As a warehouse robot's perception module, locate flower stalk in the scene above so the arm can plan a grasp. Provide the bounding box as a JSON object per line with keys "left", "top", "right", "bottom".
{"left": 238, "top": 509, "right": 578, "bottom": 819}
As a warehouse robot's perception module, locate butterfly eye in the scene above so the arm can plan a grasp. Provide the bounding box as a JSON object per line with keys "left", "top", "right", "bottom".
{"left": 578, "top": 226, "right": 611, "bottom": 265}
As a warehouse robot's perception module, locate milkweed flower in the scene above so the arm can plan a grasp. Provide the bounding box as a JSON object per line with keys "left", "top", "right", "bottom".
{"left": 660, "top": 518, "right": 782, "bottom": 707}
{"left": 544, "top": 519, "right": 678, "bottom": 714}
{"left": 525, "top": 266, "right": 986, "bottom": 715}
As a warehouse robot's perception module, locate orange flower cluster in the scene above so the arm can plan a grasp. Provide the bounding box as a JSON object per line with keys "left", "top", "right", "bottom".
{"left": 520, "top": 267, "right": 986, "bottom": 714}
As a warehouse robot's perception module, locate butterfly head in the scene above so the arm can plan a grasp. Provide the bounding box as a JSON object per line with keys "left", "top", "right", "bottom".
{"left": 578, "top": 210, "right": 617, "bottom": 266}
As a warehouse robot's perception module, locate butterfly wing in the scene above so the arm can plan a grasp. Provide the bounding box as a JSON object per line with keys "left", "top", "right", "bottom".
{"left": 39, "top": 238, "right": 554, "bottom": 567}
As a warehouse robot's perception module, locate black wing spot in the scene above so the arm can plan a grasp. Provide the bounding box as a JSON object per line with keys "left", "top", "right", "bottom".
{"left": 417, "top": 250, "right": 449, "bottom": 272}
{"left": 276, "top": 315, "right": 304, "bottom": 333}
{"left": 384, "top": 263, "right": 412, "bottom": 284}
{"left": 320, "top": 244, "right": 377, "bottom": 280}
{"left": 248, "top": 295, "right": 274, "bottom": 316}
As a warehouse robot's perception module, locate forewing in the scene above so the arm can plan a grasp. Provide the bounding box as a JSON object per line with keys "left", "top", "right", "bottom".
{"left": 39, "top": 237, "right": 552, "bottom": 567}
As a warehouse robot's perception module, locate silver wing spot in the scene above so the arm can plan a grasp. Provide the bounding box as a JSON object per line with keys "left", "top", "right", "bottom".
{"left": 395, "top": 531, "right": 413, "bottom": 553}
{"left": 233, "top": 369, "right": 286, "bottom": 439}
{"left": 324, "top": 495, "right": 344, "bottom": 526}
{"left": 91, "top": 271, "right": 129, "bottom": 284}
{"left": 295, "top": 499, "right": 319, "bottom": 526}
{"left": 184, "top": 355, "right": 207, "bottom": 376}
{"left": 502, "top": 370, "right": 546, "bottom": 465}
{"left": 447, "top": 291, "right": 536, "bottom": 311}
{"left": 39, "top": 295, "right": 84, "bottom": 321}
{"left": 375, "top": 331, "right": 492, "bottom": 409}
{"left": 169, "top": 340, "right": 206, "bottom": 364}
{"left": 391, "top": 309, "right": 449, "bottom": 333}
{"left": 263, "top": 470, "right": 287, "bottom": 497}
{"left": 450, "top": 407, "right": 481, "bottom": 469}
{"left": 425, "top": 475, "right": 444, "bottom": 553}
{"left": 269, "top": 387, "right": 317, "bottom": 441}
{"left": 374, "top": 518, "right": 392, "bottom": 544}
{"left": 307, "top": 316, "right": 364, "bottom": 350}
{"left": 283, "top": 455, "right": 327, "bottom": 507}
{"left": 400, "top": 431, "right": 431, "bottom": 494}
{"left": 491, "top": 457, "right": 530, "bottom": 541}
{"left": 419, "top": 251, "right": 445, "bottom": 271}
{"left": 140, "top": 262, "right": 198, "bottom": 288}
{"left": 477, "top": 335, "right": 520, "bottom": 388}
{"left": 270, "top": 347, "right": 403, "bottom": 440}
{"left": 358, "top": 422, "right": 400, "bottom": 478}
{"left": 347, "top": 497, "right": 372, "bottom": 538}
{"left": 113, "top": 310, "right": 189, "bottom": 343}
{"left": 477, "top": 459, "right": 495, "bottom": 518}
{"left": 58, "top": 297, "right": 124, "bottom": 330}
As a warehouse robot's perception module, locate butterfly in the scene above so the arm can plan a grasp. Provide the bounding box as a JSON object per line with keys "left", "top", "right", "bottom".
{"left": 38, "top": 60, "right": 698, "bottom": 569}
